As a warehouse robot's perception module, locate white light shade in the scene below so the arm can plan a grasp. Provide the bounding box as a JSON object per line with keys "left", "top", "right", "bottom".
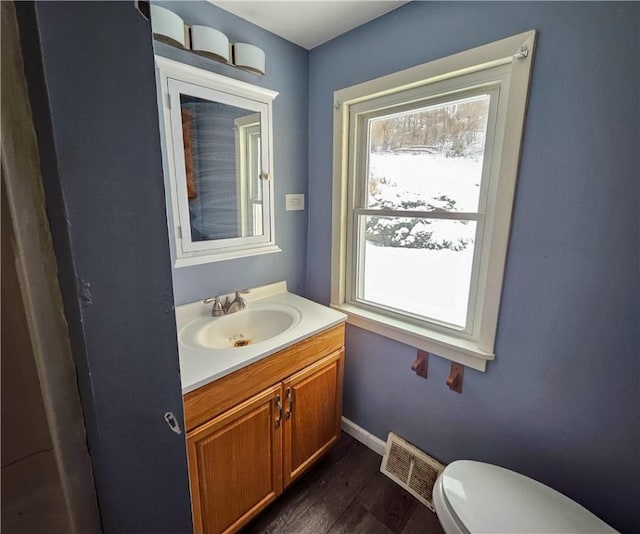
{"left": 190, "top": 26, "right": 231, "bottom": 64}
{"left": 233, "top": 43, "right": 266, "bottom": 75}
{"left": 150, "top": 5, "right": 187, "bottom": 49}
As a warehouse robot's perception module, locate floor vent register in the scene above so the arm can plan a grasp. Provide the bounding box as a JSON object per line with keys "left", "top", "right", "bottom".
{"left": 380, "top": 432, "right": 445, "bottom": 512}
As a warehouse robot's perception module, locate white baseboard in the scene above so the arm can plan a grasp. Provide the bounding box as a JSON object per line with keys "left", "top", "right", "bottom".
{"left": 341, "top": 417, "right": 386, "bottom": 456}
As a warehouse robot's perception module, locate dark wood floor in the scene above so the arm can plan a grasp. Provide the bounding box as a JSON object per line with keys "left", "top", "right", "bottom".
{"left": 243, "top": 433, "right": 444, "bottom": 534}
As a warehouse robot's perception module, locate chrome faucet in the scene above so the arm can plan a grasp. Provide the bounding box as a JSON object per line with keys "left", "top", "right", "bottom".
{"left": 204, "top": 290, "right": 249, "bottom": 317}
{"left": 226, "top": 291, "right": 248, "bottom": 314}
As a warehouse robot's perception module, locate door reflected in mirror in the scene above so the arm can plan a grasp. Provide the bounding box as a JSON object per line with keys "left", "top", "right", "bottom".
{"left": 180, "top": 96, "right": 264, "bottom": 242}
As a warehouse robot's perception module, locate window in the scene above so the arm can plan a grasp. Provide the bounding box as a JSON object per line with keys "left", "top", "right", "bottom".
{"left": 235, "top": 113, "right": 263, "bottom": 236}
{"left": 331, "top": 31, "right": 536, "bottom": 370}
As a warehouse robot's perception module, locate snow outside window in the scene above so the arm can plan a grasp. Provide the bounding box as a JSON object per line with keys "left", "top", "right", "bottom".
{"left": 330, "top": 31, "right": 536, "bottom": 371}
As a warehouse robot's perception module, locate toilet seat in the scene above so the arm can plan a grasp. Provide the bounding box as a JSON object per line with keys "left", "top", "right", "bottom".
{"left": 433, "top": 460, "right": 617, "bottom": 533}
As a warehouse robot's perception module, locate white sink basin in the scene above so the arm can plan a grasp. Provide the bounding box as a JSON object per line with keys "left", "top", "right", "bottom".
{"left": 175, "top": 282, "right": 348, "bottom": 393}
{"left": 179, "top": 303, "right": 302, "bottom": 351}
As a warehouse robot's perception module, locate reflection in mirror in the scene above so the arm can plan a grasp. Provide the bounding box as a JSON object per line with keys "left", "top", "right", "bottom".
{"left": 180, "top": 95, "right": 263, "bottom": 241}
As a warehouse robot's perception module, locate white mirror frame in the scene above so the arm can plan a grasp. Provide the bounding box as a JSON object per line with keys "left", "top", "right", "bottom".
{"left": 155, "top": 56, "right": 280, "bottom": 267}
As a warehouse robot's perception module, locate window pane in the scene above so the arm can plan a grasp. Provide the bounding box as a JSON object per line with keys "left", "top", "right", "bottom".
{"left": 360, "top": 216, "right": 476, "bottom": 328}
{"left": 367, "top": 95, "right": 490, "bottom": 212}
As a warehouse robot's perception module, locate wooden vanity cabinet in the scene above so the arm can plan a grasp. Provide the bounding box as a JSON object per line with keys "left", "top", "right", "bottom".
{"left": 186, "top": 384, "right": 283, "bottom": 534}
{"left": 283, "top": 350, "right": 343, "bottom": 487}
{"left": 184, "top": 324, "right": 345, "bottom": 534}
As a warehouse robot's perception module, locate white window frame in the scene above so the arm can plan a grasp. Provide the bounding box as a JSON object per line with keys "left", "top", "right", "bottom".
{"left": 330, "top": 31, "right": 536, "bottom": 371}
{"left": 234, "top": 113, "right": 262, "bottom": 236}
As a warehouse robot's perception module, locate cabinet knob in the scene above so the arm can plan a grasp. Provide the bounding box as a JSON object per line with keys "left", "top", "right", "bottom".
{"left": 275, "top": 395, "right": 283, "bottom": 427}
{"left": 285, "top": 387, "right": 293, "bottom": 419}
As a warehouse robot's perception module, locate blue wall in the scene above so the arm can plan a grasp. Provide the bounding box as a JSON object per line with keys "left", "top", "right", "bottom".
{"left": 306, "top": 2, "right": 639, "bottom": 531}
{"left": 154, "top": 2, "right": 309, "bottom": 305}
{"left": 19, "top": 2, "right": 193, "bottom": 531}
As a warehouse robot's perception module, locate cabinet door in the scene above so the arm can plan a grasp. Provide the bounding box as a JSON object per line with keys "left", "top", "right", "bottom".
{"left": 187, "top": 384, "right": 283, "bottom": 534}
{"left": 282, "top": 349, "right": 344, "bottom": 487}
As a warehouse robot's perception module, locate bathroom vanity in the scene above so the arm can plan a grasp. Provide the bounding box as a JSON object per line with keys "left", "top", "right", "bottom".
{"left": 176, "top": 283, "right": 346, "bottom": 533}
{"left": 157, "top": 55, "right": 348, "bottom": 533}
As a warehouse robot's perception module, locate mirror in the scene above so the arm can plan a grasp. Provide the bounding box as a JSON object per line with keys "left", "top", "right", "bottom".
{"left": 155, "top": 56, "right": 280, "bottom": 266}
{"left": 180, "top": 96, "right": 263, "bottom": 241}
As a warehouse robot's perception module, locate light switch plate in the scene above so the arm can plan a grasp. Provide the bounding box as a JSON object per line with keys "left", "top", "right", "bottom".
{"left": 285, "top": 194, "right": 305, "bottom": 211}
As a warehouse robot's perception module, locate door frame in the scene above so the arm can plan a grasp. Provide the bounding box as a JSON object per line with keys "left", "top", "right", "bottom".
{"left": 1, "top": 3, "right": 101, "bottom": 532}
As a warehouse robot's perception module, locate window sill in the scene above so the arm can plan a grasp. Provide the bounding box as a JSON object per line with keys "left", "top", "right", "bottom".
{"left": 331, "top": 303, "right": 494, "bottom": 371}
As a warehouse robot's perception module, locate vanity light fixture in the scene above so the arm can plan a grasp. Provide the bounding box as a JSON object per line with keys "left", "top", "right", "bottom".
{"left": 191, "top": 25, "right": 232, "bottom": 64}
{"left": 150, "top": 4, "right": 188, "bottom": 49}
{"left": 232, "top": 43, "right": 266, "bottom": 76}
{"left": 149, "top": 5, "right": 266, "bottom": 75}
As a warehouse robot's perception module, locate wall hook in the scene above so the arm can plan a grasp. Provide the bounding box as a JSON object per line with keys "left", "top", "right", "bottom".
{"left": 411, "top": 350, "right": 428, "bottom": 378}
{"left": 446, "top": 363, "right": 464, "bottom": 393}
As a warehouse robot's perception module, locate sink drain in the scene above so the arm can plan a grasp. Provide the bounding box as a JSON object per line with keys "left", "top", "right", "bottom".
{"left": 230, "top": 334, "right": 251, "bottom": 348}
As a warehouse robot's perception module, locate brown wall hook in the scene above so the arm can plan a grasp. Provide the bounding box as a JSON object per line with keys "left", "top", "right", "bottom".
{"left": 411, "top": 350, "right": 428, "bottom": 378}
{"left": 446, "top": 363, "right": 464, "bottom": 393}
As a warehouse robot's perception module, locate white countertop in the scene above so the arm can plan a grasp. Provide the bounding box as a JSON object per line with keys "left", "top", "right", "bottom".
{"left": 176, "top": 282, "right": 347, "bottom": 394}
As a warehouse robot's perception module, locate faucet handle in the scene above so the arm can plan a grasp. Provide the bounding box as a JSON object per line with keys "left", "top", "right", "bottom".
{"left": 234, "top": 290, "right": 248, "bottom": 310}
{"left": 204, "top": 296, "right": 224, "bottom": 316}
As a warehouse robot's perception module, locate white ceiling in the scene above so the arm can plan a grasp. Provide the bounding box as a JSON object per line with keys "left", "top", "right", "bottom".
{"left": 211, "top": 1, "right": 409, "bottom": 50}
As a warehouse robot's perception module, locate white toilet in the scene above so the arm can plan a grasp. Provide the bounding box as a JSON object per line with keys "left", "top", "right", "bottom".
{"left": 433, "top": 460, "right": 617, "bottom": 533}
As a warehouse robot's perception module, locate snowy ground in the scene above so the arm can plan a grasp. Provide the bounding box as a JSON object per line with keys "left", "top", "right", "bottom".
{"left": 363, "top": 242, "right": 474, "bottom": 327}
{"left": 361, "top": 151, "right": 482, "bottom": 327}
{"left": 368, "top": 151, "right": 483, "bottom": 211}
